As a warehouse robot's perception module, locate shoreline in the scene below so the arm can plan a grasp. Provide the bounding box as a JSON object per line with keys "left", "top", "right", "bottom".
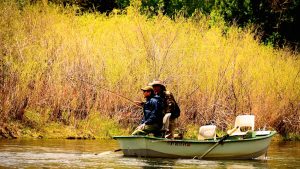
{"left": 1, "top": 123, "right": 298, "bottom": 141}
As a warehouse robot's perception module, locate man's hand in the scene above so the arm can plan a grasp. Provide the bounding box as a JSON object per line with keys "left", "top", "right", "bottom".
{"left": 137, "top": 123, "right": 146, "bottom": 130}
{"left": 134, "top": 101, "right": 144, "bottom": 107}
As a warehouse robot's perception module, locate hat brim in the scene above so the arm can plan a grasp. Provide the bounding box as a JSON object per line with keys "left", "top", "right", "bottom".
{"left": 152, "top": 84, "right": 164, "bottom": 86}
{"left": 141, "top": 86, "right": 153, "bottom": 91}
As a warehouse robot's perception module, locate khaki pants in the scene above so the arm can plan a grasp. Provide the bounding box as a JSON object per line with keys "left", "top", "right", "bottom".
{"left": 166, "top": 118, "right": 177, "bottom": 138}
{"left": 132, "top": 124, "right": 161, "bottom": 136}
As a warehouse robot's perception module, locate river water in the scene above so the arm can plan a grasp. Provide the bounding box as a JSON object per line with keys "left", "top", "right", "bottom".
{"left": 0, "top": 139, "right": 299, "bottom": 169}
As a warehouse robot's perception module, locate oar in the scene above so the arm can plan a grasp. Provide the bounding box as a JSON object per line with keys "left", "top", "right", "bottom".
{"left": 199, "top": 126, "right": 239, "bottom": 159}
{"left": 114, "top": 149, "right": 122, "bottom": 152}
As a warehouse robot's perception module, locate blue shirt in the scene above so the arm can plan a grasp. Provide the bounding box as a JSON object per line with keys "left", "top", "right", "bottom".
{"left": 141, "top": 95, "right": 163, "bottom": 127}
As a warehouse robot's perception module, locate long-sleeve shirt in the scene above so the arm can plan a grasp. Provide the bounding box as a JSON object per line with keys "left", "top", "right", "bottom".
{"left": 141, "top": 95, "right": 163, "bottom": 127}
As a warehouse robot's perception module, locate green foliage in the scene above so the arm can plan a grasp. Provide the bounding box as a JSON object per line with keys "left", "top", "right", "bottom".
{"left": 184, "top": 124, "right": 198, "bottom": 139}
{"left": 116, "top": 0, "right": 130, "bottom": 9}
{"left": 212, "top": 0, "right": 300, "bottom": 49}
{"left": 213, "top": 0, "right": 254, "bottom": 25}
{"left": 208, "top": 9, "right": 226, "bottom": 27}
{"left": 46, "top": 0, "right": 300, "bottom": 49}
{"left": 265, "top": 32, "right": 281, "bottom": 47}
{"left": 78, "top": 112, "right": 129, "bottom": 139}
{"left": 22, "top": 110, "right": 128, "bottom": 139}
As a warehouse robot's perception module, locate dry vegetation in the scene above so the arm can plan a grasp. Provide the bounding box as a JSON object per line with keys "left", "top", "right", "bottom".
{"left": 0, "top": 1, "right": 299, "bottom": 138}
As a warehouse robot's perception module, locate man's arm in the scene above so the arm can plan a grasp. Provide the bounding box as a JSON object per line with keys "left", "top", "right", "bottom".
{"left": 166, "top": 92, "right": 180, "bottom": 118}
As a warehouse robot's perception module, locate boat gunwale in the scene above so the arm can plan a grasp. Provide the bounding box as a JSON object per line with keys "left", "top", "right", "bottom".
{"left": 113, "top": 131, "right": 276, "bottom": 143}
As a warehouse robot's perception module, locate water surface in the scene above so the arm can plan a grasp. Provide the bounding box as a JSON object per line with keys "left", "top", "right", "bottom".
{"left": 0, "top": 139, "right": 299, "bottom": 168}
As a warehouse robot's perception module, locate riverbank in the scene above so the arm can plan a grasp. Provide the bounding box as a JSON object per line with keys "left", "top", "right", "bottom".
{"left": 0, "top": 118, "right": 298, "bottom": 141}
{"left": 0, "top": 112, "right": 129, "bottom": 140}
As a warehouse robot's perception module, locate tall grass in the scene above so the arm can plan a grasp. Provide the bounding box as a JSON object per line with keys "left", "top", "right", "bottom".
{"left": 0, "top": 1, "right": 299, "bottom": 137}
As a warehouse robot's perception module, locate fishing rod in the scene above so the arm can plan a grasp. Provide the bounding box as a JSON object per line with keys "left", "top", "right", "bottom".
{"left": 68, "top": 77, "right": 142, "bottom": 108}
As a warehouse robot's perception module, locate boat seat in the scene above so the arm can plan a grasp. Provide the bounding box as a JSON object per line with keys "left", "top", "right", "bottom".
{"left": 198, "top": 125, "right": 217, "bottom": 140}
{"left": 161, "top": 113, "right": 172, "bottom": 133}
{"left": 228, "top": 115, "right": 255, "bottom": 136}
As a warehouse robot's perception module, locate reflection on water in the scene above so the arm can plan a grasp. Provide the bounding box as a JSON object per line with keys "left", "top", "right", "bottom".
{"left": 0, "top": 139, "right": 299, "bottom": 168}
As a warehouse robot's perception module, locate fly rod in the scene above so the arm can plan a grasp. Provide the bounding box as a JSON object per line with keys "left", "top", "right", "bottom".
{"left": 68, "top": 77, "right": 142, "bottom": 108}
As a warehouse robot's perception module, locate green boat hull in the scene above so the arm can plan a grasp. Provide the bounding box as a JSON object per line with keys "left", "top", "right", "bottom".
{"left": 113, "top": 131, "right": 276, "bottom": 159}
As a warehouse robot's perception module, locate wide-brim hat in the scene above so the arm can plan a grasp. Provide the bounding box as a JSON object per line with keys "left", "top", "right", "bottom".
{"left": 141, "top": 85, "right": 153, "bottom": 91}
{"left": 149, "top": 80, "right": 165, "bottom": 87}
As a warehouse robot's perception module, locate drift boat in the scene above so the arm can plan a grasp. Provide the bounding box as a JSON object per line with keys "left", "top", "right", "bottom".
{"left": 113, "top": 131, "right": 276, "bottom": 159}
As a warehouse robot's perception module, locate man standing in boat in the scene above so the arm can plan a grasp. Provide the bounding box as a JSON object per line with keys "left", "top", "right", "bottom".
{"left": 132, "top": 86, "right": 164, "bottom": 137}
{"left": 149, "top": 80, "right": 180, "bottom": 139}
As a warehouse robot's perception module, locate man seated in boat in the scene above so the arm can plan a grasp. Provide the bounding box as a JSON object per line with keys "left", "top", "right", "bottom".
{"left": 132, "top": 86, "right": 164, "bottom": 137}
{"left": 149, "top": 80, "right": 180, "bottom": 139}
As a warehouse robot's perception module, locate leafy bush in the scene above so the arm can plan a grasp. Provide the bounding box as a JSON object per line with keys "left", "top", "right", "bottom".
{"left": 1, "top": 1, "right": 299, "bottom": 137}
